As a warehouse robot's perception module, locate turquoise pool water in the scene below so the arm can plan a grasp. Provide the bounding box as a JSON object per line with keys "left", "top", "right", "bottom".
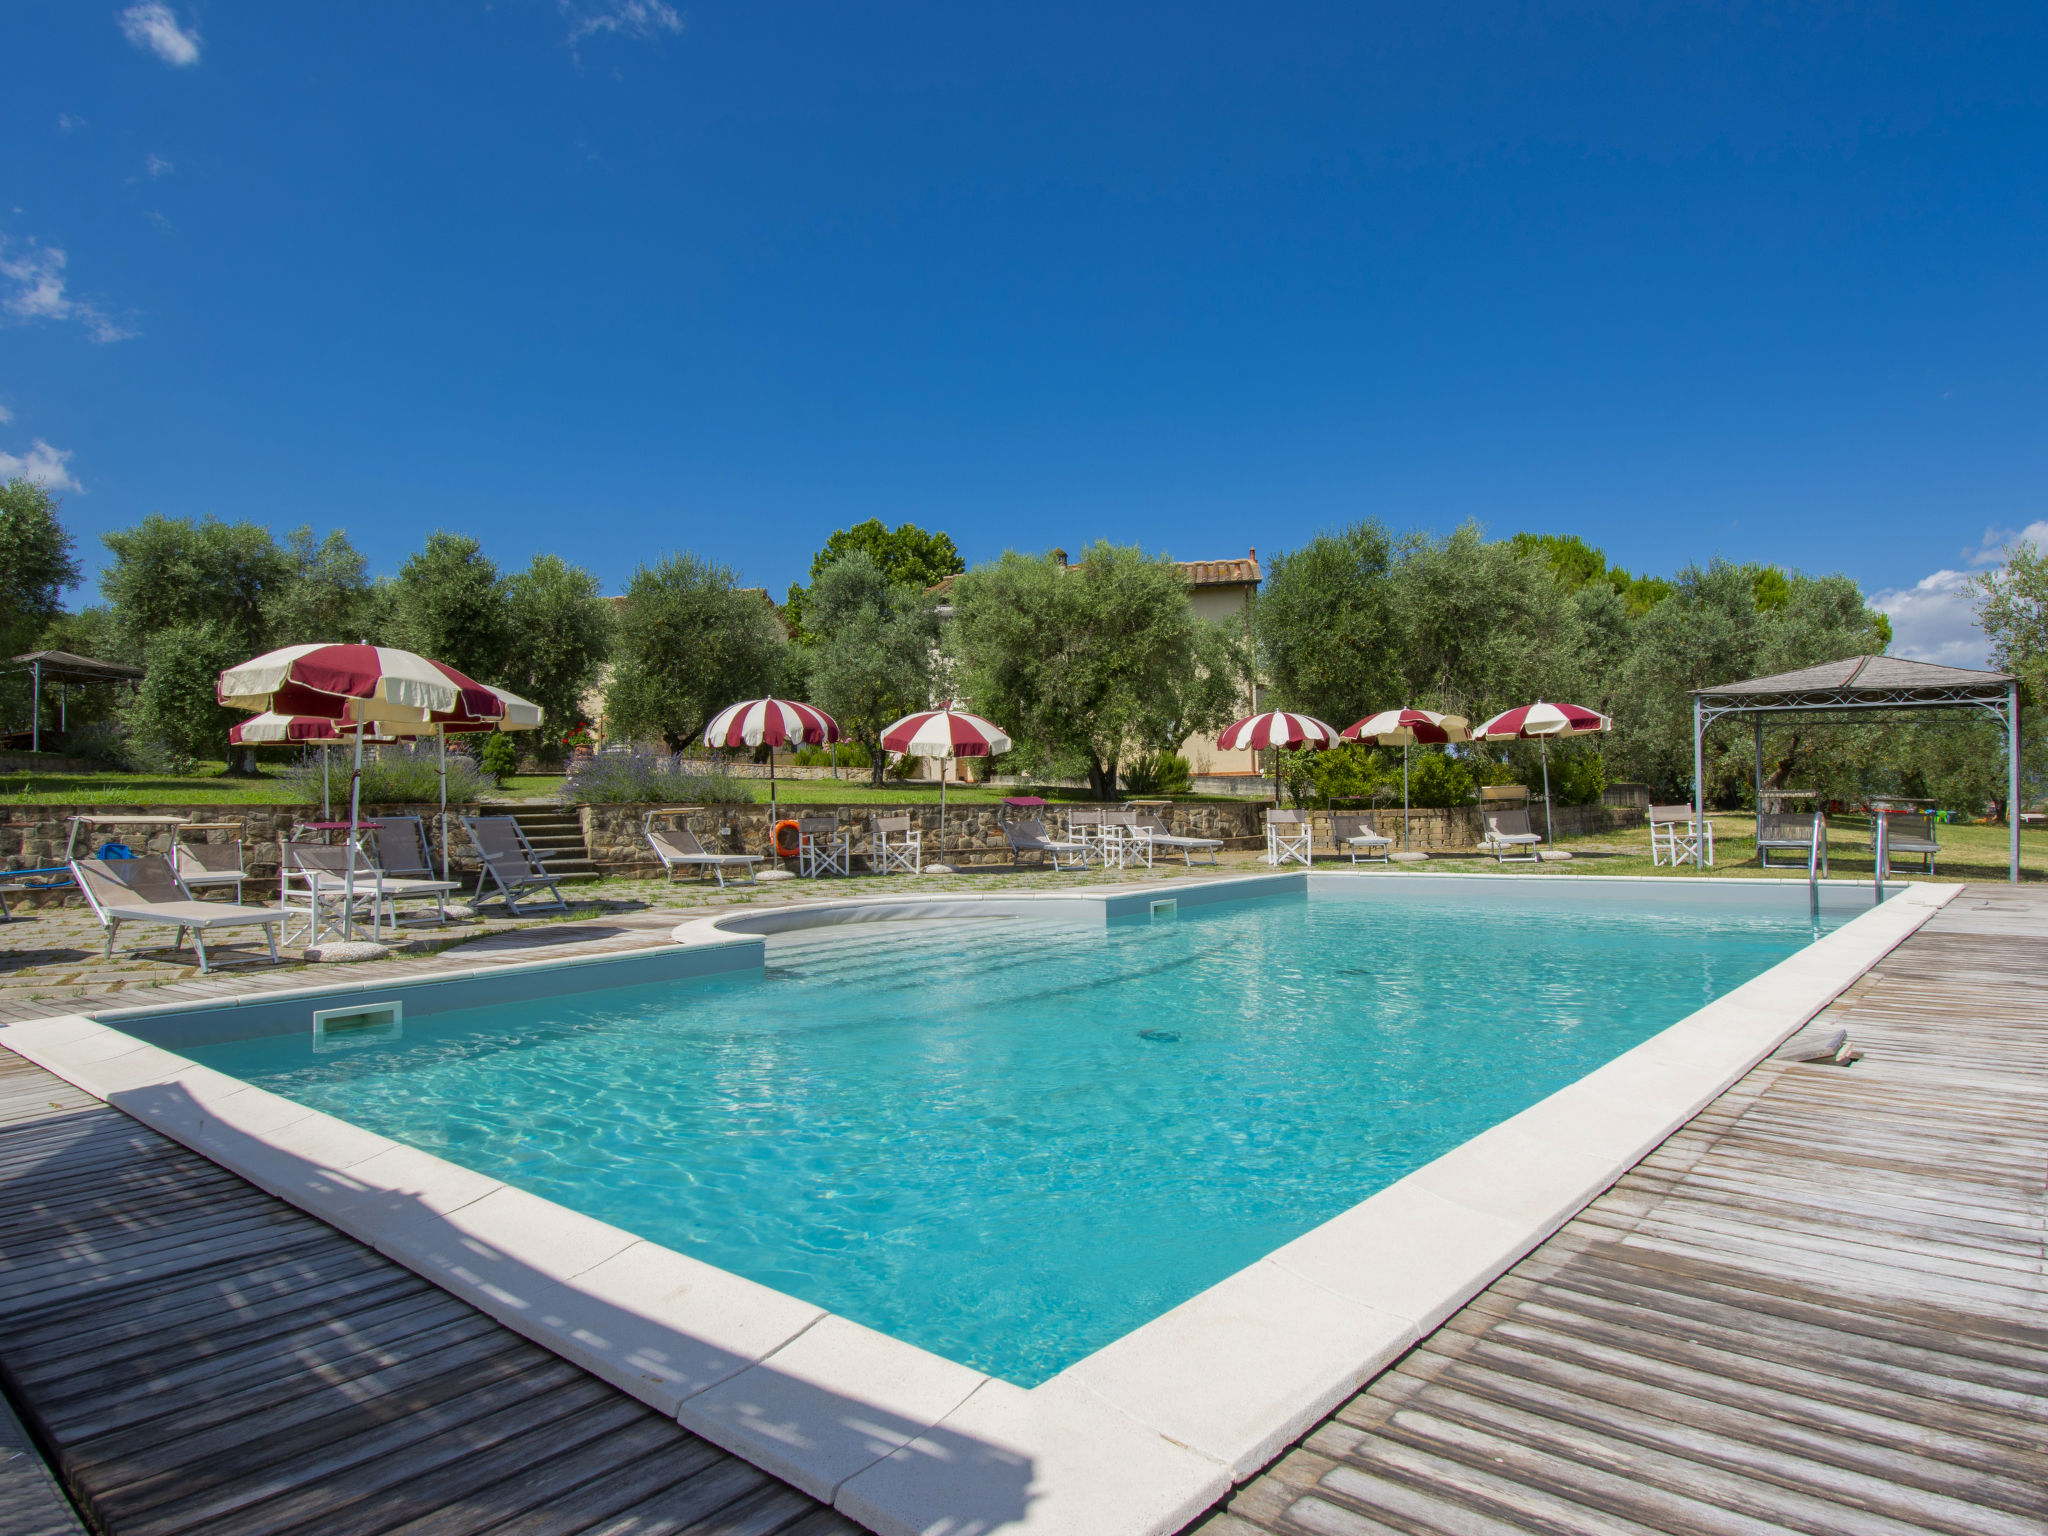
{"left": 180, "top": 889, "right": 1839, "bottom": 1384}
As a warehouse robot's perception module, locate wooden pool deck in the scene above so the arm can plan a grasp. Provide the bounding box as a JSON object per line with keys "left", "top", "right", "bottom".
{"left": 1194, "top": 884, "right": 2048, "bottom": 1536}
{"left": 0, "top": 882, "right": 2039, "bottom": 1534}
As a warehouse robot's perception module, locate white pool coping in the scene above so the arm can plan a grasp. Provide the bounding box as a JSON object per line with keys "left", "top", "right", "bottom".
{"left": 0, "top": 872, "right": 1960, "bottom": 1536}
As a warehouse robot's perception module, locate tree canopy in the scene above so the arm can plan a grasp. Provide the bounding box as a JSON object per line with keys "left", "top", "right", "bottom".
{"left": 784, "top": 519, "right": 963, "bottom": 639}
{"left": 392, "top": 533, "right": 511, "bottom": 684}
{"left": 500, "top": 554, "right": 613, "bottom": 756}
{"left": 604, "top": 553, "right": 786, "bottom": 751}
{"left": 953, "top": 542, "right": 1246, "bottom": 798}
{"left": 804, "top": 551, "right": 943, "bottom": 785}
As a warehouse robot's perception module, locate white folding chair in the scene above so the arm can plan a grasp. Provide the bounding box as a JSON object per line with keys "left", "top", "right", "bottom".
{"left": 797, "top": 814, "right": 852, "bottom": 877}
{"left": 870, "top": 813, "right": 922, "bottom": 875}
{"left": 1265, "top": 809, "right": 1312, "bottom": 867}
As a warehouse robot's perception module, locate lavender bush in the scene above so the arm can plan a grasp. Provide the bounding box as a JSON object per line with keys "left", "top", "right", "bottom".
{"left": 561, "top": 749, "right": 757, "bottom": 805}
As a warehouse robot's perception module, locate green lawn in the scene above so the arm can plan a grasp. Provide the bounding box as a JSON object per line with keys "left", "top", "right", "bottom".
{"left": 1529, "top": 811, "right": 2037, "bottom": 884}
{"left": 0, "top": 764, "right": 312, "bottom": 805}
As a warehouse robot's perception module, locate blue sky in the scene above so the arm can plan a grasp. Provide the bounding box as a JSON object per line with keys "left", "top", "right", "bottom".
{"left": 6, "top": 3, "right": 2044, "bottom": 664}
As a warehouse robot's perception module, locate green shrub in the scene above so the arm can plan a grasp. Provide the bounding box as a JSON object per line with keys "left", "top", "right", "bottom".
{"left": 1120, "top": 750, "right": 1193, "bottom": 795}
{"left": 479, "top": 733, "right": 519, "bottom": 784}
{"left": 279, "top": 741, "right": 494, "bottom": 805}
{"left": 793, "top": 742, "right": 872, "bottom": 768}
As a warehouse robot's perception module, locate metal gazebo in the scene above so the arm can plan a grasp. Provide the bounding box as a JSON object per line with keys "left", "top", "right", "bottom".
{"left": 1690, "top": 656, "right": 2022, "bottom": 884}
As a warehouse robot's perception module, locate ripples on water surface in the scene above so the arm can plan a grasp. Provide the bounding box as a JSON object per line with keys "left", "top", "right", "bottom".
{"left": 183, "top": 889, "right": 1839, "bottom": 1383}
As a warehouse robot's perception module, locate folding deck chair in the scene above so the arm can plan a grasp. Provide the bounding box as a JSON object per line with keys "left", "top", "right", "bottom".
{"left": 71, "top": 854, "right": 286, "bottom": 973}
{"left": 1478, "top": 807, "right": 1544, "bottom": 863}
{"left": 869, "top": 813, "right": 922, "bottom": 875}
{"left": 1265, "top": 809, "right": 1313, "bottom": 867}
{"left": 1331, "top": 811, "right": 1393, "bottom": 865}
{"left": 797, "top": 814, "right": 852, "bottom": 877}
{"left": 643, "top": 813, "right": 761, "bottom": 888}
{"left": 1648, "top": 804, "right": 1714, "bottom": 867}
{"left": 462, "top": 816, "right": 570, "bottom": 914}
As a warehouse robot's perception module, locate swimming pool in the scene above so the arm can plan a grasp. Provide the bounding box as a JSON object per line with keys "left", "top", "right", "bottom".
{"left": 171, "top": 881, "right": 1848, "bottom": 1385}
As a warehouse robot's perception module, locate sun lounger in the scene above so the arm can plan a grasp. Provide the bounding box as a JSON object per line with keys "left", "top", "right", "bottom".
{"left": 1479, "top": 807, "right": 1543, "bottom": 863}
{"left": 463, "top": 816, "right": 570, "bottom": 914}
{"left": 362, "top": 816, "right": 462, "bottom": 923}
{"left": 71, "top": 854, "right": 285, "bottom": 973}
{"left": 1331, "top": 811, "right": 1393, "bottom": 865}
{"left": 279, "top": 843, "right": 419, "bottom": 943}
{"left": 1002, "top": 817, "right": 1092, "bottom": 871}
{"left": 1266, "top": 809, "right": 1312, "bottom": 867}
{"left": 1757, "top": 810, "right": 1825, "bottom": 875}
{"left": 1132, "top": 809, "right": 1221, "bottom": 867}
{"left": 870, "top": 813, "right": 922, "bottom": 874}
{"left": 171, "top": 832, "right": 248, "bottom": 903}
{"left": 1881, "top": 811, "right": 1938, "bottom": 874}
{"left": 1648, "top": 804, "right": 1713, "bottom": 867}
{"left": 644, "top": 815, "right": 760, "bottom": 888}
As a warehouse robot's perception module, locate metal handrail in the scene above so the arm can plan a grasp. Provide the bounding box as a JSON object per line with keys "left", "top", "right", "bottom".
{"left": 1807, "top": 811, "right": 1822, "bottom": 919}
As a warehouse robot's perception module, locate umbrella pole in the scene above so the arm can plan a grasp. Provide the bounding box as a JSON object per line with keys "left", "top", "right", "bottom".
{"left": 940, "top": 764, "right": 948, "bottom": 866}
{"left": 344, "top": 727, "right": 365, "bottom": 942}
{"left": 770, "top": 750, "right": 778, "bottom": 829}
{"left": 1403, "top": 742, "right": 1411, "bottom": 852}
{"left": 322, "top": 747, "right": 330, "bottom": 819}
{"left": 1541, "top": 736, "right": 1554, "bottom": 846}
{"left": 438, "top": 729, "right": 448, "bottom": 882}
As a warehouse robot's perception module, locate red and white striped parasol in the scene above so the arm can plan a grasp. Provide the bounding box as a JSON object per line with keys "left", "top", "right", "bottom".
{"left": 220, "top": 645, "right": 546, "bottom": 913}
{"left": 218, "top": 643, "right": 509, "bottom": 726}
{"left": 1218, "top": 709, "right": 1341, "bottom": 805}
{"left": 1341, "top": 707, "right": 1470, "bottom": 746}
{"left": 704, "top": 697, "right": 841, "bottom": 827}
{"left": 1470, "top": 701, "right": 1613, "bottom": 846}
{"left": 880, "top": 706, "right": 1013, "bottom": 871}
{"left": 1470, "top": 700, "right": 1611, "bottom": 741}
{"left": 704, "top": 697, "right": 840, "bottom": 750}
{"left": 1342, "top": 707, "right": 1472, "bottom": 850}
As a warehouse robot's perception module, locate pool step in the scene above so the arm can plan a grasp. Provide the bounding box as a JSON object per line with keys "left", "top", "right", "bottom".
{"left": 505, "top": 807, "right": 600, "bottom": 882}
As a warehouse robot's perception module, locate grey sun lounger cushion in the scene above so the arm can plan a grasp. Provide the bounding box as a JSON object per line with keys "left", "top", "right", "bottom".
{"left": 1331, "top": 812, "right": 1392, "bottom": 864}
{"left": 463, "top": 816, "right": 570, "bottom": 914}
{"left": 1479, "top": 808, "right": 1542, "bottom": 862}
{"left": 70, "top": 855, "right": 285, "bottom": 973}
{"left": 1132, "top": 810, "right": 1222, "bottom": 866}
{"left": 647, "top": 822, "right": 761, "bottom": 888}
{"left": 1002, "top": 818, "right": 1091, "bottom": 870}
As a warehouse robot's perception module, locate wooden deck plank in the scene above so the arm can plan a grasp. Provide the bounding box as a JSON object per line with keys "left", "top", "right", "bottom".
{"left": 1209, "top": 883, "right": 2048, "bottom": 1536}
{"left": 0, "top": 1059, "right": 840, "bottom": 1536}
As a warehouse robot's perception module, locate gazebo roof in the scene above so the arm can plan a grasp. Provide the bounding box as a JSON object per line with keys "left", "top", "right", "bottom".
{"left": 1694, "top": 654, "right": 2012, "bottom": 707}
{"left": 8, "top": 650, "right": 145, "bottom": 684}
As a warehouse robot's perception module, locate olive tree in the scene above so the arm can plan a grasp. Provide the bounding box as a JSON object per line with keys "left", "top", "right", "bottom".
{"left": 952, "top": 542, "right": 1247, "bottom": 799}
{"left": 605, "top": 553, "right": 786, "bottom": 750}
{"left": 805, "top": 551, "right": 943, "bottom": 785}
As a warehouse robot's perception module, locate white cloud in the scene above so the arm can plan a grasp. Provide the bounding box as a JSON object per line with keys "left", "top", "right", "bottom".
{"left": 0, "top": 438, "right": 82, "bottom": 492}
{"left": 58, "top": 113, "right": 85, "bottom": 132}
{"left": 0, "top": 404, "right": 12, "bottom": 424}
{"left": 562, "top": 0, "right": 683, "bottom": 47}
{"left": 119, "top": 3, "right": 201, "bottom": 67}
{"left": 0, "top": 238, "right": 136, "bottom": 343}
{"left": 144, "top": 153, "right": 174, "bottom": 178}
{"left": 1871, "top": 522, "right": 2048, "bottom": 670}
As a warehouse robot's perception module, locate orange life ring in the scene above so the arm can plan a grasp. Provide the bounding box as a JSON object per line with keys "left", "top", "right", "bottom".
{"left": 772, "top": 818, "right": 801, "bottom": 858}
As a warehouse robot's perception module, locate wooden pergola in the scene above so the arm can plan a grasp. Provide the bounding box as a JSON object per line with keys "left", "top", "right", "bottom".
{"left": 1691, "top": 655, "right": 2022, "bottom": 882}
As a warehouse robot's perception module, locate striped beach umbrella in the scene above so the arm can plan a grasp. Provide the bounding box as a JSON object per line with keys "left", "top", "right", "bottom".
{"left": 1342, "top": 707, "right": 1472, "bottom": 850}
{"left": 1218, "top": 710, "right": 1342, "bottom": 805}
{"left": 1471, "top": 701, "right": 1614, "bottom": 845}
{"left": 880, "top": 706, "right": 1012, "bottom": 871}
{"left": 704, "top": 697, "right": 840, "bottom": 827}
{"left": 227, "top": 712, "right": 398, "bottom": 819}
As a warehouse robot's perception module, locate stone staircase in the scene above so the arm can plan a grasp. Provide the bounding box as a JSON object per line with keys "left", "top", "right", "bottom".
{"left": 505, "top": 805, "right": 600, "bottom": 883}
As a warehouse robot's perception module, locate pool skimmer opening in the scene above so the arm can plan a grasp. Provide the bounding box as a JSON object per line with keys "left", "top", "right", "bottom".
{"left": 312, "top": 1000, "right": 403, "bottom": 1052}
